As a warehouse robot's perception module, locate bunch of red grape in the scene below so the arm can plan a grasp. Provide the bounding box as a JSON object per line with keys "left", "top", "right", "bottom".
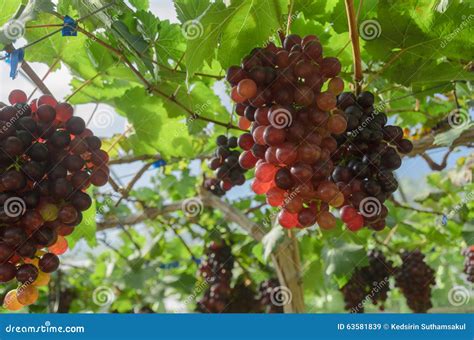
{"left": 196, "top": 241, "right": 234, "bottom": 313}
{"left": 463, "top": 245, "right": 474, "bottom": 283}
{"left": 225, "top": 34, "right": 348, "bottom": 229}
{"left": 258, "top": 278, "right": 284, "bottom": 313}
{"left": 395, "top": 250, "right": 435, "bottom": 313}
{"left": 340, "top": 249, "right": 394, "bottom": 313}
{"left": 208, "top": 135, "right": 247, "bottom": 192}
{"left": 334, "top": 91, "right": 413, "bottom": 231}
{"left": 0, "top": 89, "right": 109, "bottom": 310}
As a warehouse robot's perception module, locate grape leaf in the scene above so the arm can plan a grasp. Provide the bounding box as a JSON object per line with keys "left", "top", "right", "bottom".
{"left": 217, "top": 0, "right": 286, "bottom": 69}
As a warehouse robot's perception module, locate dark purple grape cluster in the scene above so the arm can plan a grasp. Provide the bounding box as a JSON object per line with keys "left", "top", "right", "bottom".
{"left": 395, "top": 250, "right": 435, "bottom": 313}
{"left": 463, "top": 245, "right": 474, "bottom": 282}
{"left": 334, "top": 91, "right": 413, "bottom": 232}
{"left": 203, "top": 178, "right": 225, "bottom": 197}
{"left": 340, "top": 268, "right": 368, "bottom": 313}
{"left": 258, "top": 278, "right": 284, "bottom": 313}
{"left": 0, "top": 89, "right": 109, "bottom": 309}
{"left": 340, "top": 250, "right": 394, "bottom": 313}
{"left": 226, "top": 282, "right": 260, "bottom": 313}
{"left": 207, "top": 135, "right": 247, "bottom": 192}
{"left": 196, "top": 241, "right": 234, "bottom": 313}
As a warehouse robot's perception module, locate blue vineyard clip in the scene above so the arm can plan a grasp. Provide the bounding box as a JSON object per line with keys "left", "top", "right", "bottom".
{"left": 8, "top": 49, "right": 25, "bottom": 80}
{"left": 152, "top": 159, "right": 167, "bottom": 169}
{"left": 62, "top": 15, "right": 78, "bottom": 36}
{"left": 441, "top": 214, "right": 448, "bottom": 226}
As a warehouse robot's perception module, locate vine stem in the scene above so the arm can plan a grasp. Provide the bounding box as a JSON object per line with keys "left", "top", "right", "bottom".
{"left": 286, "top": 0, "right": 294, "bottom": 35}
{"left": 389, "top": 197, "right": 444, "bottom": 216}
{"left": 49, "top": 11, "right": 244, "bottom": 131}
{"left": 344, "top": 0, "right": 363, "bottom": 94}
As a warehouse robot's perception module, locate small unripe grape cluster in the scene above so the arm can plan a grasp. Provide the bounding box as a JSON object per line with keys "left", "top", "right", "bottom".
{"left": 224, "top": 34, "right": 347, "bottom": 229}
{"left": 395, "top": 250, "right": 435, "bottom": 313}
{"left": 333, "top": 91, "right": 413, "bottom": 232}
{"left": 463, "top": 245, "right": 474, "bottom": 282}
{"left": 208, "top": 135, "right": 247, "bottom": 192}
{"left": 0, "top": 89, "right": 109, "bottom": 310}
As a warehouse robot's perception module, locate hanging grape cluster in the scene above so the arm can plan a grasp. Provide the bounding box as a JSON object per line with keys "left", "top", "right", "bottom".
{"left": 395, "top": 250, "right": 435, "bottom": 313}
{"left": 0, "top": 89, "right": 109, "bottom": 310}
{"left": 340, "top": 250, "right": 394, "bottom": 313}
{"left": 197, "top": 242, "right": 283, "bottom": 313}
{"left": 208, "top": 135, "right": 247, "bottom": 192}
{"left": 196, "top": 241, "right": 234, "bottom": 313}
{"left": 334, "top": 91, "right": 413, "bottom": 231}
{"left": 258, "top": 278, "right": 284, "bottom": 313}
{"left": 222, "top": 34, "right": 348, "bottom": 229}
{"left": 463, "top": 245, "right": 474, "bottom": 283}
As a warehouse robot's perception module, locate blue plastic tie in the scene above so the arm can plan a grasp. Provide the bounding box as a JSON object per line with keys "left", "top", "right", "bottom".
{"left": 62, "top": 15, "right": 78, "bottom": 36}
{"left": 9, "top": 49, "right": 24, "bottom": 79}
{"left": 441, "top": 214, "right": 448, "bottom": 226}
{"left": 152, "top": 159, "right": 167, "bottom": 169}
